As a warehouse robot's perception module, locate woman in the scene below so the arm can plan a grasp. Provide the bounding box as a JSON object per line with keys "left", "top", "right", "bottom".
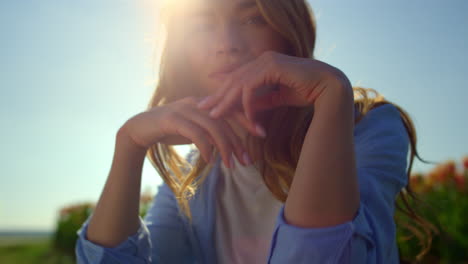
{"left": 75, "top": 0, "right": 436, "bottom": 263}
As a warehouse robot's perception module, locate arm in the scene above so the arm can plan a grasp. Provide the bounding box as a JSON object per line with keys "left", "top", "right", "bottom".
{"left": 284, "top": 85, "right": 359, "bottom": 228}
{"left": 75, "top": 182, "right": 196, "bottom": 264}
{"left": 85, "top": 129, "right": 147, "bottom": 247}
{"left": 267, "top": 102, "right": 410, "bottom": 263}
{"left": 75, "top": 130, "right": 196, "bottom": 263}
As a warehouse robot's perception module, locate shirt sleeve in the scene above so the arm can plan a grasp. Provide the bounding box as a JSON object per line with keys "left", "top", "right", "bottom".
{"left": 266, "top": 103, "right": 410, "bottom": 264}
{"left": 75, "top": 182, "right": 195, "bottom": 264}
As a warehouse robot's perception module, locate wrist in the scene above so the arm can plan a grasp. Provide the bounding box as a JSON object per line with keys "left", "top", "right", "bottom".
{"left": 314, "top": 83, "right": 354, "bottom": 112}
{"left": 116, "top": 127, "right": 148, "bottom": 157}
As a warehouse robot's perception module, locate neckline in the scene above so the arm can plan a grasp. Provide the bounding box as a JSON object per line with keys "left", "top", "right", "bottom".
{"left": 219, "top": 153, "right": 259, "bottom": 172}
{"left": 218, "top": 154, "right": 265, "bottom": 188}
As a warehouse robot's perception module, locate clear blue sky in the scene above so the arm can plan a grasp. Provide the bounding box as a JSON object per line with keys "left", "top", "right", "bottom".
{"left": 1, "top": 0, "right": 467, "bottom": 231}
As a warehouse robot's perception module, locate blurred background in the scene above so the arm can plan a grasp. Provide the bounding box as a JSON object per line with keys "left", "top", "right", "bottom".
{"left": 1, "top": 0, "right": 467, "bottom": 263}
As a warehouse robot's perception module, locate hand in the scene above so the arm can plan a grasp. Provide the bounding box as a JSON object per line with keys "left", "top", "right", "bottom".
{"left": 119, "top": 96, "right": 264, "bottom": 168}
{"left": 196, "top": 50, "right": 352, "bottom": 127}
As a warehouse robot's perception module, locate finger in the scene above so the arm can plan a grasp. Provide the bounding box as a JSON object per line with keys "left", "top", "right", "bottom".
{"left": 168, "top": 114, "right": 214, "bottom": 164}
{"left": 241, "top": 76, "right": 258, "bottom": 123}
{"left": 210, "top": 58, "right": 265, "bottom": 122}
{"left": 209, "top": 86, "right": 242, "bottom": 119}
{"left": 229, "top": 110, "right": 266, "bottom": 138}
{"left": 240, "top": 66, "right": 273, "bottom": 123}
{"left": 180, "top": 106, "right": 236, "bottom": 168}
{"left": 217, "top": 118, "right": 248, "bottom": 166}
{"left": 197, "top": 77, "right": 235, "bottom": 110}
{"left": 231, "top": 60, "right": 263, "bottom": 120}
{"left": 251, "top": 89, "right": 285, "bottom": 112}
{"left": 209, "top": 59, "right": 263, "bottom": 119}
{"left": 198, "top": 58, "right": 257, "bottom": 111}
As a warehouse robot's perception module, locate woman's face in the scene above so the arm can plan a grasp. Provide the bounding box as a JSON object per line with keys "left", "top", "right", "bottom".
{"left": 179, "top": 0, "right": 290, "bottom": 96}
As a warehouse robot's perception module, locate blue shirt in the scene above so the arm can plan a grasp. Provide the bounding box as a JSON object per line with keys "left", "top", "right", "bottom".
{"left": 75, "top": 103, "right": 409, "bottom": 263}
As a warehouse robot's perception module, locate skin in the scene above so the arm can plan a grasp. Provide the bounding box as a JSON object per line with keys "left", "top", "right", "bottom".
{"left": 182, "top": 0, "right": 290, "bottom": 156}
{"left": 192, "top": 0, "right": 360, "bottom": 227}
{"left": 85, "top": 0, "right": 359, "bottom": 250}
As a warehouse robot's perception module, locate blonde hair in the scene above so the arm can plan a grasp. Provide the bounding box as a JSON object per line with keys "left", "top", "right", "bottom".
{"left": 145, "top": 0, "right": 439, "bottom": 262}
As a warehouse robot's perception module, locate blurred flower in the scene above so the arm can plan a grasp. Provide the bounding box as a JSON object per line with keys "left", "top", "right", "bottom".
{"left": 410, "top": 173, "right": 425, "bottom": 193}
{"left": 463, "top": 155, "right": 468, "bottom": 171}
{"left": 453, "top": 172, "right": 466, "bottom": 192}
{"left": 427, "top": 160, "right": 456, "bottom": 186}
{"left": 445, "top": 160, "right": 456, "bottom": 177}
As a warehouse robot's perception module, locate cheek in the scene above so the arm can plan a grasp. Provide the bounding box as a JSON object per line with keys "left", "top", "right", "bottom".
{"left": 184, "top": 40, "right": 211, "bottom": 80}
{"left": 247, "top": 30, "right": 289, "bottom": 56}
{"left": 183, "top": 44, "right": 214, "bottom": 94}
{"left": 185, "top": 44, "right": 207, "bottom": 71}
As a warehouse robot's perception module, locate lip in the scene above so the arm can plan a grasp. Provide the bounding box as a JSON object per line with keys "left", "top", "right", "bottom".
{"left": 208, "top": 63, "right": 242, "bottom": 80}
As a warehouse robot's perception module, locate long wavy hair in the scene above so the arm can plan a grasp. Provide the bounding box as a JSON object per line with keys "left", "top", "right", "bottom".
{"left": 144, "top": 0, "right": 439, "bottom": 262}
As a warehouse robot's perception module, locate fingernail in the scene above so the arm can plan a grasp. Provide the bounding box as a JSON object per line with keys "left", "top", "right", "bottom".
{"left": 255, "top": 124, "right": 266, "bottom": 138}
{"left": 197, "top": 96, "right": 212, "bottom": 108}
{"left": 242, "top": 152, "right": 252, "bottom": 165}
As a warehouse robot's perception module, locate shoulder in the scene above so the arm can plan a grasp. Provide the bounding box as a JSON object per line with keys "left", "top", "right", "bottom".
{"left": 353, "top": 103, "right": 408, "bottom": 144}
{"left": 354, "top": 103, "right": 403, "bottom": 129}
{"left": 353, "top": 103, "right": 410, "bottom": 168}
{"left": 353, "top": 103, "right": 410, "bottom": 186}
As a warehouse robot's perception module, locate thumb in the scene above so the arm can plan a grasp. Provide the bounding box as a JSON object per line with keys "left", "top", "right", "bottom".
{"left": 229, "top": 110, "right": 264, "bottom": 138}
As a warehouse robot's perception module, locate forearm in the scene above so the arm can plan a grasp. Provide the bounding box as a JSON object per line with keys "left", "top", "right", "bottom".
{"left": 86, "top": 128, "right": 147, "bottom": 247}
{"left": 284, "top": 86, "right": 359, "bottom": 228}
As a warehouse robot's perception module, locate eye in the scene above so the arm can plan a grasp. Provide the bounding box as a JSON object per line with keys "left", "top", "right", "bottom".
{"left": 244, "top": 15, "right": 266, "bottom": 25}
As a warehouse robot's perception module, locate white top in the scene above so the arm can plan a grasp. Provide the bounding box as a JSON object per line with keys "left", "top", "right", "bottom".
{"left": 214, "top": 154, "right": 283, "bottom": 263}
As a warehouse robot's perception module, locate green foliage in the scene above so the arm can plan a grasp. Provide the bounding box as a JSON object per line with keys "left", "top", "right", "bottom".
{"left": 52, "top": 203, "right": 94, "bottom": 257}
{"left": 396, "top": 156, "right": 468, "bottom": 263}
{"left": 46, "top": 156, "right": 468, "bottom": 262}
{"left": 0, "top": 238, "right": 74, "bottom": 264}
{"left": 52, "top": 191, "right": 154, "bottom": 257}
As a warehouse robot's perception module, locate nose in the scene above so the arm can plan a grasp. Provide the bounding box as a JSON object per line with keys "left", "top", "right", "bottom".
{"left": 214, "top": 23, "right": 244, "bottom": 57}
